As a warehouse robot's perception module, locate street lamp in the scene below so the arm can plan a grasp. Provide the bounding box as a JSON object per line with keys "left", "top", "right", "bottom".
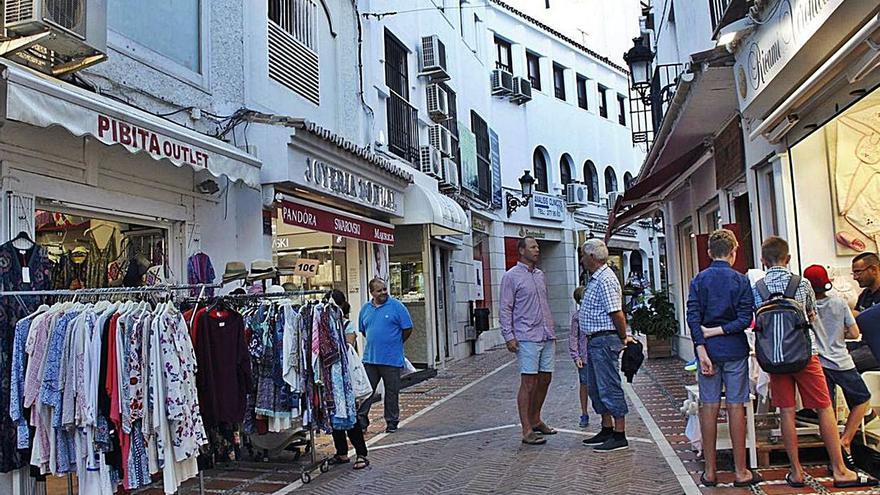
{"left": 506, "top": 170, "right": 535, "bottom": 217}
{"left": 623, "top": 36, "right": 654, "bottom": 100}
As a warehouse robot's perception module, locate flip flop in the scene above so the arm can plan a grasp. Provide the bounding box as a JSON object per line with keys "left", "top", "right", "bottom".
{"left": 327, "top": 455, "right": 350, "bottom": 465}
{"left": 699, "top": 473, "right": 717, "bottom": 487}
{"left": 833, "top": 474, "right": 879, "bottom": 489}
{"left": 521, "top": 432, "right": 547, "bottom": 445}
{"left": 785, "top": 472, "right": 805, "bottom": 488}
{"left": 733, "top": 471, "right": 764, "bottom": 487}
{"left": 532, "top": 423, "right": 557, "bottom": 435}
{"left": 353, "top": 456, "right": 369, "bottom": 470}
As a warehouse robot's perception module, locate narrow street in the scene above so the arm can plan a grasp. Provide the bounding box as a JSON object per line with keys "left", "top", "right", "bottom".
{"left": 286, "top": 343, "right": 691, "bottom": 495}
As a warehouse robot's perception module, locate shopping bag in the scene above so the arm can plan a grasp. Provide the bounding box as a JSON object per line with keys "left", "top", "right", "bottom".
{"left": 347, "top": 344, "right": 373, "bottom": 400}
{"left": 402, "top": 357, "right": 417, "bottom": 376}
{"left": 684, "top": 411, "right": 702, "bottom": 454}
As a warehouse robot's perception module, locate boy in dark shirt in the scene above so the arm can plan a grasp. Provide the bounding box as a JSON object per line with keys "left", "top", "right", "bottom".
{"left": 686, "top": 229, "right": 759, "bottom": 487}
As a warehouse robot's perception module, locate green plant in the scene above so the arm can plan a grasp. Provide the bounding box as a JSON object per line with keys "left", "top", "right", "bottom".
{"left": 629, "top": 291, "right": 678, "bottom": 340}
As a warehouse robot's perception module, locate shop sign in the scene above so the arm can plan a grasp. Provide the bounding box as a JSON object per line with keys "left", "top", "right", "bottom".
{"left": 304, "top": 158, "right": 398, "bottom": 213}
{"left": 97, "top": 114, "right": 211, "bottom": 169}
{"left": 291, "top": 258, "right": 320, "bottom": 277}
{"left": 530, "top": 192, "right": 565, "bottom": 222}
{"left": 733, "top": 0, "right": 845, "bottom": 109}
{"left": 458, "top": 121, "right": 479, "bottom": 195}
{"left": 489, "top": 129, "right": 502, "bottom": 209}
{"left": 280, "top": 200, "right": 396, "bottom": 245}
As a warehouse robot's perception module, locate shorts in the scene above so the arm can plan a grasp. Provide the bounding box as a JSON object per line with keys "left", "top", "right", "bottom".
{"left": 698, "top": 357, "right": 750, "bottom": 404}
{"left": 517, "top": 340, "right": 556, "bottom": 374}
{"left": 824, "top": 367, "right": 871, "bottom": 409}
{"left": 769, "top": 355, "right": 832, "bottom": 409}
{"left": 577, "top": 366, "right": 590, "bottom": 385}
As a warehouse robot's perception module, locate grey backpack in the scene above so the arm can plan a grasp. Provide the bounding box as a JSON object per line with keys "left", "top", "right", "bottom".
{"left": 754, "top": 275, "right": 812, "bottom": 374}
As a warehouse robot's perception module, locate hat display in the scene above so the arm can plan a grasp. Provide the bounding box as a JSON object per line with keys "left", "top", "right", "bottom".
{"left": 804, "top": 264, "right": 833, "bottom": 292}
{"left": 222, "top": 261, "right": 248, "bottom": 284}
{"left": 248, "top": 259, "right": 277, "bottom": 282}
{"left": 277, "top": 253, "right": 298, "bottom": 270}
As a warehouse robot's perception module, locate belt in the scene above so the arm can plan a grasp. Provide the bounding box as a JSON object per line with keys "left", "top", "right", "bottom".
{"left": 587, "top": 330, "right": 618, "bottom": 339}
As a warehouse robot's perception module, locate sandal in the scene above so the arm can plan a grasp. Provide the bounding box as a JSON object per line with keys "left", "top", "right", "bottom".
{"left": 699, "top": 473, "right": 717, "bottom": 487}
{"left": 353, "top": 456, "right": 369, "bottom": 470}
{"left": 532, "top": 423, "right": 557, "bottom": 435}
{"left": 785, "top": 472, "right": 805, "bottom": 488}
{"left": 521, "top": 432, "right": 547, "bottom": 445}
{"left": 834, "top": 474, "right": 879, "bottom": 488}
{"left": 328, "top": 455, "right": 350, "bottom": 465}
{"left": 733, "top": 471, "right": 763, "bottom": 487}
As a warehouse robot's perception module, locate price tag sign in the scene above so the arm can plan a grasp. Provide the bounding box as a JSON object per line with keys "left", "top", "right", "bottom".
{"left": 292, "top": 258, "right": 320, "bottom": 278}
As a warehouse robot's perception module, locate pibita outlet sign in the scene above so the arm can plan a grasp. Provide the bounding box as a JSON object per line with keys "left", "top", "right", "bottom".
{"left": 280, "top": 200, "right": 396, "bottom": 245}
{"left": 97, "top": 114, "right": 211, "bottom": 169}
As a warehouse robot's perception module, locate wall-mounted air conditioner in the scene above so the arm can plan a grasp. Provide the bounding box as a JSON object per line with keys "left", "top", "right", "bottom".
{"left": 439, "top": 157, "right": 459, "bottom": 192}
{"left": 420, "top": 35, "right": 450, "bottom": 81}
{"left": 428, "top": 124, "right": 452, "bottom": 157}
{"left": 426, "top": 83, "right": 450, "bottom": 122}
{"left": 490, "top": 68, "right": 514, "bottom": 96}
{"left": 512, "top": 77, "right": 532, "bottom": 104}
{"left": 419, "top": 145, "right": 442, "bottom": 178}
{"left": 565, "top": 183, "right": 589, "bottom": 207}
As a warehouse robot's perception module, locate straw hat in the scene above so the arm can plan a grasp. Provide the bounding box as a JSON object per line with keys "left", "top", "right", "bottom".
{"left": 248, "top": 259, "right": 277, "bottom": 282}
{"left": 222, "top": 261, "right": 248, "bottom": 284}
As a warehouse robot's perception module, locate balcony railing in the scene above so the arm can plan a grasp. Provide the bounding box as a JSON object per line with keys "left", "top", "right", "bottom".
{"left": 709, "top": 0, "right": 751, "bottom": 37}
{"left": 709, "top": 0, "right": 731, "bottom": 32}
{"left": 628, "top": 63, "right": 685, "bottom": 149}
{"left": 387, "top": 92, "right": 419, "bottom": 164}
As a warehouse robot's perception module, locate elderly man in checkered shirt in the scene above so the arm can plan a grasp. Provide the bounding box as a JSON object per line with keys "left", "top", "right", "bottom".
{"left": 579, "top": 239, "right": 635, "bottom": 452}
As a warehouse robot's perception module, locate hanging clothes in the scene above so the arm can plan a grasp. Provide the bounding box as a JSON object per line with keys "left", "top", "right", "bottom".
{"left": 194, "top": 308, "right": 252, "bottom": 427}
{"left": 0, "top": 240, "right": 53, "bottom": 473}
{"left": 187, "top": 253, "right": 216, "bottom": 297}
{"left": 86, "top": 233, "right": 118, "bottom": 289}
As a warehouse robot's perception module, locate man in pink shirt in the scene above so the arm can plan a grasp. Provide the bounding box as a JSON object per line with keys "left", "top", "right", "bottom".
{"left": 500, "top": 237, "right": 556, "bottom": 445}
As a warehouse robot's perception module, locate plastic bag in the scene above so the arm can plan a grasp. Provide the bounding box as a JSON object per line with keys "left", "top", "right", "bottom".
{"left": 684, "top": 412, "right": 702, "bottom": 455}
{"left": 402, "top": 357, "right": 417, "bottom": 376}
{"left": 347, "top": 344, "right": 373, "bottom": 400}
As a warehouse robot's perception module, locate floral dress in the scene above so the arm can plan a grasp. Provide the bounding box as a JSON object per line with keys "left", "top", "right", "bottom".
{"left": 0, "top": 241, "right": 52, "bottom": 472}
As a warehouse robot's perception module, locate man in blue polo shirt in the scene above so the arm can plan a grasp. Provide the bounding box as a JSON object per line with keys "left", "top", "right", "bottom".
{"left": 357, "top": 278, "right": 413, "bottom": 433}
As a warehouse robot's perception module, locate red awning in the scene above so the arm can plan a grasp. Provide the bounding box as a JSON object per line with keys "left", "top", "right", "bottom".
{"left": 606, "top": 143, "right": 709, "bottom": 238}
{"left": 280, "top": 199, "right": 396, "bottom": 245}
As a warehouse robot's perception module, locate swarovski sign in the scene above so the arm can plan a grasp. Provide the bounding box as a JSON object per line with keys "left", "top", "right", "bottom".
{"left": 303, "top": 158, "right": 398, "bottom": 212}
{"left": 733, "top": 0, "right": 845, "bottom": 109}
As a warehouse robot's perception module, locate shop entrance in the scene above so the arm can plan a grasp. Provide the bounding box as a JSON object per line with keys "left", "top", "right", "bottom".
{"left": 272, "top": 224, "right": 349, "bottom": 293}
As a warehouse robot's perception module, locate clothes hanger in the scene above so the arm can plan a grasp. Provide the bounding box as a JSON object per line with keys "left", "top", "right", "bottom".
{"left": 10, "top": 230, "right": 35, "bottom": 250}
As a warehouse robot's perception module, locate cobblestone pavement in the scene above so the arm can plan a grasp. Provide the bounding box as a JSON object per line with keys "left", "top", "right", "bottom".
{"left": 286, "top": 341, "right": 689, "bottom": 495}
{"left": 634, "top": 357, "right": 880, "bottom": 495}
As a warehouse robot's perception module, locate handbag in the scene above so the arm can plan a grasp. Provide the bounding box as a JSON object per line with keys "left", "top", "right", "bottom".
{"left": 106, "top": 238, "right": 131, "bottom": 287}
{"left": 142, "top": 264, "right": 165, "bottom": 286}
{"left": 347, "top": 344, "right": 373, "bottom": 400}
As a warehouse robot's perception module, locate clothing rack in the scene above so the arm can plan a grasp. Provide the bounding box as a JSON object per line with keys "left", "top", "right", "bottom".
{"left": 186, "top": 287, "right": 334, "bottom": 483}
{"left": 0, "top": 283, "right": 220, "bottom": 495}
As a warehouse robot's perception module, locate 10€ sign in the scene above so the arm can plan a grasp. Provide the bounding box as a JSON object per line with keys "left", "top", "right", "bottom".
{"left": 292, "top": 258, "right": 320, "bottom": 278}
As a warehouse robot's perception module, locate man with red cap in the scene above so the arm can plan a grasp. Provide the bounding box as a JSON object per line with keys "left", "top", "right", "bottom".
{"left": 804, "top": 264, "right": 870, "bottom": 467}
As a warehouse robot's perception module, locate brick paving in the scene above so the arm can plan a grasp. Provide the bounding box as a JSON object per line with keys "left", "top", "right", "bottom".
{"left": 634, "top": 356, "right": 880, "bottom": 495}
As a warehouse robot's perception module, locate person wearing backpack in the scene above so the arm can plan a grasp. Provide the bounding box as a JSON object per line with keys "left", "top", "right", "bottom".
{"left": 753, "top": 237, "right": 876, "bottom": 489}
{"left": 686, "top": 229, "right": 760, "bottom": 487}
{"left": 803, "top": 264, "right": 869, "bottom": 470}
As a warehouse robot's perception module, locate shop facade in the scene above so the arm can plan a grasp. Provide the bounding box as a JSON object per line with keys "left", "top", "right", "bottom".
{"left": 0, "top": 59, "right": 263, "bottom": 293}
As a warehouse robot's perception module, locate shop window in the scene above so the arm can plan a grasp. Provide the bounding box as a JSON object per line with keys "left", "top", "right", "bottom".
{"left": 35, "top": 208, "right": 169, "bottom": 290}
{"left": 677, "top": 219, "right": 697, "bottom": 333}
{"left": 527, "top": 51, "right": 541, "bottom": 90}
{"left": 273, "top": 219, "right": 349, "bottom": 293}
{"left": 583, "top": 160, "right": 599, "bottom": 202}
{"left": 389, "top": 255, "right": 425, "bottom": 303}
{"left": 533, "top": 147, "right": 549, "bottom": 193}
{"left": 109, "top": 0, "right": 202, "bottom": 73}
{"left": 494, "top": 36, "right": 512, "bottom": 72}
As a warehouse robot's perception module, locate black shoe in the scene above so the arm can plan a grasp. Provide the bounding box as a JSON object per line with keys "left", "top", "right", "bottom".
{"left": 795, "top": 409, "right": 819, "bottom": 424}
{"left": 385, "top": 424, "right": 398, "bottom": 433}
{"left": 594, "top": 436, "right": 629, "bottom": 452}
{"left": 583, "top": 429, "right": 614, "bottom": 445}
{"left": 842, "top": 447, "right": 857, "bottom": 470}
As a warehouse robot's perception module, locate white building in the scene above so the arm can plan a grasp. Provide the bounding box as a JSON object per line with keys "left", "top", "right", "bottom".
{"left": 360, "top": 0, "right": 661, "bottom": 365}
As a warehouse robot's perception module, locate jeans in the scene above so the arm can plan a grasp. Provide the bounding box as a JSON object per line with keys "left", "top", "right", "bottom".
{"left": 358, "top": 364, "right": 402, "bottom": 429}
{"left": 331, "top": 426, "right": 368, "bottom": 457}
{"left": 586, "top": 334, "right": 628, "bottom": 418}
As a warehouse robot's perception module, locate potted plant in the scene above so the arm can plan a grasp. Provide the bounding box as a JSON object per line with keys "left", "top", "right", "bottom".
{"left": 629, "top": 290, "right": 678, "bottom": 358}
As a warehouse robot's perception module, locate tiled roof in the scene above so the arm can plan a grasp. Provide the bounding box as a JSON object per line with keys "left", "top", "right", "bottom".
{"left": 292, "top": 120, "right": 413, "bottom": 183}
{"left": 490, "top": 0, "right": 630, "bottom": 75}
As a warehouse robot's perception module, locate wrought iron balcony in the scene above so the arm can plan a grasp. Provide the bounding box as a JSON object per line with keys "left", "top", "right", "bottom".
{"left": 627, "top": 63, "right": 685, "bottom": 149}
{"left": 387, "top": 91, "right": 420, "bottom": 164}
{"left": 709, "top": 0, "right": 751, "bottom": 38}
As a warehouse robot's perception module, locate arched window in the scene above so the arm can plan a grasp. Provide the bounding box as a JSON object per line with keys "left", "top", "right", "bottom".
{"left": 583, "top": 160, "right": 598, "bottom": 202}
{"left": 533, "top": 147, "right": 549, "bottom": 193}
{"left": 604, "top": 166, "right": 618, "bottom": 194}
{"left": 560, "top": 154, "right": 574, "bottom": 186}
{"left": 623, "top": 172, "right": 634, "bottom": 191}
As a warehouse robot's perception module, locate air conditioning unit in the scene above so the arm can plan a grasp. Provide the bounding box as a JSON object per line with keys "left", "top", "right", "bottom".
{"left": 439, "top": 157, "right": 460, "bottom": 192}
{"left": 428, "top": 124, "right": 452, "bottom": 157}
{"left": 420, "top": 35, "right": 450, "bottom": 81}
{"left": 512, "top": 77, "right": 532, "bottom": 104}
{"left": 426, "top": 84, "right": 450, "bottom": 122}
{"left": 606, "top": 191, "right": 623, "bottom": 210}
{"left": 490, "top": 68, "right": 514, "bottom": 96}
{"left": 4, "top": 0, "right": 108, "bottom": 74}
{"left": 419, "top": 145, "right": 442, "bottom": 178}
{"left": 565, "top": 183, "right": 589, "bottom": 207}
